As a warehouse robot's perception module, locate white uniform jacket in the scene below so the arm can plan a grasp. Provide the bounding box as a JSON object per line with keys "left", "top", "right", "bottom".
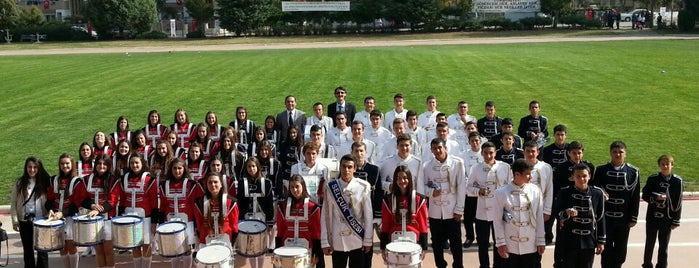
{"left": 326, "top": 127, "right": 351, "bottom": 148}
{"left": 380, "top": 154, "right": 423, "bottom": 193}
{"left": 458, "top": 149, "right": 483, "bottom": 178}
{"left": 530, "top": 160, "right": 554, "bottom": 215}
{"left": 418, "top": 155, "right": 467, "bottom": 219}
{"left": 364, "top": 126, "right": 394, "bottom": 165}
{"left": 493, "top": 182, "right": 545, "bottom": 255}
{"left": 467, "top": 161, "right": 513, "bottom": 221}
{"left": 321, "top": 177, "right": 374, "bottom": 251}
{"left": 384, "top": 109, "right": 407, "bottom": 131}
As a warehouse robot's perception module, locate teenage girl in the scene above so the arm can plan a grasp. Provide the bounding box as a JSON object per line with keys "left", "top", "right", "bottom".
{"left": 11, "top": 157, "right": 50, "bottom": 268}
{"left": 278, "top": 126, "right": 304, "bottom": 188}
{"left": 132, "top": 130, "right": 154, "bottom": 162}
{"left": 236, "top": 157, "right": 275, "bottom": 268}
{"left": 229, "top": 106, "right": 256, "bottom": 145}
{"left": 46, "top": 153, "right": 91, "bottom": 268}
{"left": 120, "top": 154, "right": 159, "bottom": 268}
{"left": 187, "top": 142, "right": 208, "bottom": 182}
{"left": 166, "top": 131, "right": 187, "bottom": 160}
{"left": 263, "top": 115, "right": 279, "bottom": 150}
{"left": 193, "top": 172, "right": 239, "bottom": 258}
{"left": 112, "top": 140, "right": 131, "bottom": 177}
{"left": 143, "top": 110, "right": 169, "bottom": 148}
{"left": 92, "top": 131, "right": 113, "bottom": 157}
{"left": 77, "top": 142, "right": 94, "bottom": 178}
{"left": 204, "top": 111, "right": 225, "bottom": 143}
{"left": 217, "top": 134, "right": 246, "bottom": 180}
{"left": 150, "top": 141, "right": 175, "bottom": 182}
{"left": 275, "top": 175, "right": 322, "bottom": 266}
{"left": 193, "top": 123, "right": 217, "bottom": 161}
{"left": 257, "top": 141, "right": 283, "bottom": 200}
{"left": 208, "top": 157, "right": 237, "bottom": 198}
{"left": 110, "top": 116, "right": 132, "bottom": 148}
{"left": 170, "top": 108, "right": 195, "bottom": 150}
{"left": 159, "top": 158, "right": 205, "bottom": 268}
{"left": 84, "top": 155, "right": 122, "bottom": 268}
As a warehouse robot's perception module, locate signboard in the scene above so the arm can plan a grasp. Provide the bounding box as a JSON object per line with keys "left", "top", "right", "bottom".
{"left": 473, "top": 0, "right": 539, "bottom": 12}
{"left": 282, "top": 1, "right": 350, "bottom": 12}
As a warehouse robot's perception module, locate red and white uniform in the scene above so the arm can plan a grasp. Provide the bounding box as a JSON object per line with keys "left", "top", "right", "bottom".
{"left": 77, "top": 159, "right": 94, "bottom": 178}
{"left": 381, "top": 191, "right": 429, "bottom": 245}
{"left": 196, "top": 139, "right": 217, "bottom": 161}
{"left": 47, "top": 175, "right": 90, "bottom": 241}
{"left": 194, "top": 195, "right": 239, "bottom": 244}
{"left": 93, "top": 146, "right": 113, "bottom": 158}
{"left": 275, "top": 198, "right": 321, "bottom": 249}
{"left": 223, "top": 174, "right": 238, "bottom": 198}
{"left": 111, "top": 154, "right": 130, "bottom": 177}
{"left": 85, "top": 173, "right": 122, "bottom": 219}
{"left": 208, "top": 124, "right": 224, "bottom": 143}
{"left": 120, "top": 171, "right": 159, "bottom": 217}
{"left": 171, "top": 123, "right": 195, "bottom": 149}
{"left": 110, "top": 131, "right": 131, "bottom": 148}
{"left": 135, "top": 145, "right": 154, "bottom": 162}
{"left": 144, "top": 124, "right": 168, "bottom": 148}
{"left": 159, "top": 179, "right": 205, "bottom": 222}
{"left": 187, "top": 159, "right": 208, "bottom": 182}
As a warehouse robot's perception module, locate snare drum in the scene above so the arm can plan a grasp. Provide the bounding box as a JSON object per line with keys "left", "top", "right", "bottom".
{"left": 385, "top": 241, "right": 422, "bottom": 268}
{"left": 72, "top": 214, "right": 104, "bottom": 246}
{"left": 33, "top": 218, "right": 65, "bottom": 252}
{"left": 272, "top": 247, "right": 310, "bottom": 268}
{"left": 196, "top": 244, "right": 232, "bottom": 268}
{"left": 236, "top": 219, "right": 268, "bottom": 257}
{"left": 111, "top": 215, "right": 144, "bottom": 249}
{"left": 156, "top": 221, "right": 188, "bottom": 258}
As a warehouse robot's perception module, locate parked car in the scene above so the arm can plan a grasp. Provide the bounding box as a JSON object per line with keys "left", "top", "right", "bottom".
{"left": 71, "top": 25, "right": 98, "bottom": 39}
{"left": 621, "top": 9, "right": 649, "bottom": 21}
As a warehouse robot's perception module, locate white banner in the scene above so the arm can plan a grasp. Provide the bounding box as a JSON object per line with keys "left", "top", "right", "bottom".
{"left": 282, "top": 1, "right": 350, "bottom": 12}
{"left": 474, "top": 0, "right": 539, "bottom": 12}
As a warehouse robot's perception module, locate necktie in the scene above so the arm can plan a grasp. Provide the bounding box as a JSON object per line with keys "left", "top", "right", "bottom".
{"left": 288, "top": 111, "right": 294, "bottom": 126}
{"left": 339, "top": 105, "right": 344, "bottom": 112}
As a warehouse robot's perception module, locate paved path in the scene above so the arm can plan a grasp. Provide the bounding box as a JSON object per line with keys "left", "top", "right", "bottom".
{"left": 1, "top": 200, "right": 698, "bottom": 267}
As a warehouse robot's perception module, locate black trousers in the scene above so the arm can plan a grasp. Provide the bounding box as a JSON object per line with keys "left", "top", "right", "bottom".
{"left": 430, "top": 218, "right": 463, "bottom": 268}
{"left": 19, "top": 220, "right": 49, "bottom": 268}
{"left": 504, "top": 252, "right": 540, "bottom": 268}
{"left": 601, "top": 223, "right": 630, "bottom": 268}
{"left": 463, "top": 196, "right": 477, "bottom": 241}
{"left": 475, "top": 219, "right": 503, "bottom": 268}
{"left": 561, "top": 248, "right": 595, "bottom": 268}
{"left": 331, "top": 247, "right": 364, "bottom": 268}
{"left": 643, "top": 220, "right": 673, "bottom": 268}
{"left": 544, "top": 215, "right": 554, "bottom": 243}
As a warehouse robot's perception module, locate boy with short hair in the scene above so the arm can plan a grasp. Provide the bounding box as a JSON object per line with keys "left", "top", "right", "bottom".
{"left": 325, "top": 112, "right": 351, "bottom": 148}
{"left": 406, "top": 110, "right": 428, "bottom": 151}
{"left": 518, "top": 100, "right": 549, "bottom": 144}
{"left": 354, "top": 96, "right": 380, "bottom": 128}
{"left": 418, "top": 95, "right": 440, "bottom": 131}
{"left": 384, "top": 94, "right": 407, "bottom": 131}
{"left": 448, "top": 101, "right": 477, "bottom": 139}
{"left": 459, "top": 132, "right": 484, "bottom": 248}
{"left": 641, "top": 155, "right": 683, "bottom": 268}
{"left": 592, "top": 141, "right": 640, "bottom": 268}
{"left": 477, "top": 101, "right": 503, "bottom": 140}
{"left": 306, "top": 102, "right": 334, "bottom": 139}
{"left": 554, "top": 163, "right": 606, "bottom": 268}
{"left": 543, "top": 124, "right": 569, "bottom": 168}
{"left": 493, "top": 159, "right": 546, "bottom": 267}
{"left": 364, "top": 110, "right": 393, "bottom": 165}
{"left": 381, "top": 133, "right": 423, "bottom": 193}
{"left": 491, "top": 118, "right": 522, "bottom": 149}
{"left": 496, "top": 131, "right": 524, "bottom": 165}
{"left": 523, "top": 140, "right": 554, "bottom": 245}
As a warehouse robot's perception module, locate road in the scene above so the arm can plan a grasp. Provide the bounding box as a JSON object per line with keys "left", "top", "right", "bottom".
{"left": 1, "top": 200, "right": 698, "bottom": 267}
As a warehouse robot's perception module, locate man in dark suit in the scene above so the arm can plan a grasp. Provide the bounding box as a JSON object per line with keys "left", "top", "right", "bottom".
{"left": 327, "top": 86, "right": 356, "bottom": 127}
{"left": 276, "top": 95, "right": 306, "bottom": 143}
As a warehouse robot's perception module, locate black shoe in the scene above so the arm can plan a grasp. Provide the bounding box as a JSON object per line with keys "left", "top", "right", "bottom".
{"left": 546, "top": 240, "right": 554, "bottom": 245}
{"left": 443, "top": 241, "right": 450, "bottom": 249}
{"left": 462, "top": 239, "right": 473, "bottom": 248}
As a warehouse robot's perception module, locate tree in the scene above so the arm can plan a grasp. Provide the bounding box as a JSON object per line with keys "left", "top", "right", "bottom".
{"left": 0, "top": 0, "right": 20, "bottom": 43}
{"left": 541, "top": 0, "right": 574, "bottom": 28}
{"left": 685, "top": 0, "right": 699, "bottom": 18}
{"left": 184, "top": 0, "right": 214, "bottom": 32}
{"left": 19, "top": 5, "right": 45, "bottom": 27}
{"left": 217, "top": 0, "right": 274, "bottom": 36}
{"left": 84, "top": 0, "right": 157, "bottom": 38}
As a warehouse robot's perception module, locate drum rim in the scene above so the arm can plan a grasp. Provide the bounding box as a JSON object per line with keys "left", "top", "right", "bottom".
{"left": 273, "top": 246, "right": 309, "bottom": 257}
{"left": 112, "top": 215, "right": 143, "bottom": 225}
{"left": 386, "top": 241, "right": 423, "bottom": 253}
{"left": 32, "top": 217, "right": 65, "bottom": 227}
{"left": 156, "top": 222, "right": 187, "bottom": 234}
{"left": 197, "top": 245, "right": 232, "bottom": 263}
{"left": 72, "top": 214, "right": 104, "bottom": 222}
{"left": 238, "top": 219, "right": 267, "bottom": 234}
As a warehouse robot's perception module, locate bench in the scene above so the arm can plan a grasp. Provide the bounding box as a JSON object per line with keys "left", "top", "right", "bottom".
{"left": 20, "top": 34, "right": 47, "bottom": 42}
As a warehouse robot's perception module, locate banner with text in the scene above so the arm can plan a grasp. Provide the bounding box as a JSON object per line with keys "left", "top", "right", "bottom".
{"left": 474, "top": 0, "right": 539, "bottom": 12}
{"left": 282, "top": 1, "right": 350, "bottom": 11}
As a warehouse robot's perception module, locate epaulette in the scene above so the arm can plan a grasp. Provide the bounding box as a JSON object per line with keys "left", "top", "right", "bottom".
{"left": 560, "top": 185, "right": 571, "bottom": 191}
{"left": 626, "top": 163, "right": 640, "bottom": 171}
{"left": 590, "top": 185, "right": 605, "bottom": 194}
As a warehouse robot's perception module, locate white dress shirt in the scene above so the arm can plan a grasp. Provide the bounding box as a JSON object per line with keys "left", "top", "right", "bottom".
{"left": 467, "top": 161, "right": 513, "bottom": 221}
{"left": 493, "top": 182, "right": 545, "bottom": 255}
{"left": 418, "top": 155, "right": 467, "bottom": 219}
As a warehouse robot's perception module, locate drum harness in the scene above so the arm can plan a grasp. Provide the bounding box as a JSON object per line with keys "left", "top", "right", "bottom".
{"left": 122, "top": 172, "right": 150, "bottom": 217}
{"left": 284, "top": 197, "right": 310, "bottom": 247}
{"left": 145, "top": 124, "right": 164, "bottom": 148}
{"left": 165, "top": 178, "right": 190, "bottom": 222}
{"left": 173, "top": 123, "right": 194, "bottom": 148}
{"left": 391, "top": 191, "right": 417, "bottom": 243}
{"left": 243, "top": 179, "right": 267, "bottom": 221}
{"left": 53, "top": 175, "right": 81, "bottom": 213}
{"left": 204, "top": 193, "right": 229, "bottom": 237}
{"left": 86, "top": 174, "right": 106, "bottom": 218}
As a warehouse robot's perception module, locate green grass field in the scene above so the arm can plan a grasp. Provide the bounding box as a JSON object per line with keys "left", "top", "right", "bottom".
{"left": 1, "top": 38, "right": 697, "bottom": 204}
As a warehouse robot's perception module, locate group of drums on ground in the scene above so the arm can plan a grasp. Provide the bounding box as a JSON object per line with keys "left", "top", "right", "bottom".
{"left": 10, "top": 91, "right": 685, "bottom": 268}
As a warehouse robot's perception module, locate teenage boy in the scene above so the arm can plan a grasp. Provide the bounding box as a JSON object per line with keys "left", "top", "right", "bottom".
{"left": 467, "top": 142, "right": 513, "bottom": 268}
{"left": 381, "top": 134, "right": 423, "bottom": 193}
{"left": 523, "top": 141, "right": 554, "bottom": 245}
{"left": 491, "top": 118, "right": 522, "bottom": 149}
{"left": 325, "top": 112, "right": 351, "bottom": 148}
{"left": 423, "top": 122, "right": 459, "bottom": 161}
{"left": 338, "top": 121, "right": 377, "bottom": 165}
{"left": 351, "top": 142, "right": 382, "bottom": 268}
{"left": 406, "top": 110, "right": 428, "bottom": 152}
{"left": 385, "top": 119, "right": 421, "bottom": 158}
{"left": 418, "top": 138, "right": 467, "bottom": 268}
{"left": 321, "top": 155, "right": 373, "bottom": 268}
{"left": 303, "top": 125, "right": 337, "bottom": 161}
{"left": 418, "top": 95, "right": 440, "bottom": 131}
{"left": 554, "top": 163, "right": 606, "bottom": 268}
{"left": 543, "top": 124, "right": 569, "bottom": 168}
{"left": 292, "top": 143, "right": 330, "bottom": 205}
{"left": 427, "top": 113, "right": 453, "bottom": 142}
{"left": 354, "top": 96, "right": 380, "bottom": 128}
{"left": 384, "top": 94, "right": 407, "bottom": 131}
{"left": 496, "top": 131, "right": 524, "bottom": 166}
{"left": 448, "top": 101, "right": 477, "bottom": 142}
{"left": 477, "top": 101, "right": 503, "bottom": 140}
{"left": 641, "top": 155, "right": 683, "bottom": 268}
{"left": 327, "top": 86, "right": 356, "bottom": 127}
{"left": 306, "top": 102, "right": 334, "bottom": 140}
{"left": 365, "top": 110, "right": 393, "bottom": 165}
{"left": 493, "top": 159, "right": 546, "bottom": 268}
{"left": 459, "top": 132, "right": 484, "bottom": 248}
{"left": 553, "top": 141, "right": 595, "bottom": 202}
{"left": 517, "top": 100, "right": 548, "bottom": 144}
{"left": 592, "top": 141, "right": 640, "bottom": 268}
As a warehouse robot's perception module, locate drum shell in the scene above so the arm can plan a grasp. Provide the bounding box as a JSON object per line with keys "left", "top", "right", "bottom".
{"left": 156, "top": 222, "right": 188, "bottom": 258}
{"left": 33, "top": 218, "right": 65, "bottom": 252}
{"left": 386, "top": 241, "right": 422, "bottom": 266}
{"left": 72, "top": 215, "right": 105, "bottom": 246}
{"left": 236, "top": 219, "right": 268, "bottom": 257}
{"left": 111, "top": 216, "right": 144, "bottom": 249}
{"left": 272, "top": 247, "right": 310, "bottom": 268}
{"left": 196, "top": 244, "right": 232, "bottom": 268}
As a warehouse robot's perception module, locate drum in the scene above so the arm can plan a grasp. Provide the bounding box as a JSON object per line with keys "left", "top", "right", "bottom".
{"left": 111, "top": 215, "right": 144, "bottom": 249}
{"left": 72, "top": 214, "right": 104, "bottom": 246}
{"left": 385, "top": 241, "right": 422, "bottom": 268}
{"left": 33, "top": 218, "right": 65, "bottom": 252}
{"left": 272, "top": 247, "right": 310, "bottom": 268}
{"left": 196, "top": 244, "right": 232, "bottom": 268}
{"left": 236, "top": 219, "right": 268, "bottom": 257}
{"left": 156, "top": 221, "right": 188, "bottom": 258}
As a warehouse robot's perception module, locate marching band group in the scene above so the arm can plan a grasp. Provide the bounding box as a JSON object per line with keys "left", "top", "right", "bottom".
{"left": 9, "top": 87, "right": 684, "bottom": 268}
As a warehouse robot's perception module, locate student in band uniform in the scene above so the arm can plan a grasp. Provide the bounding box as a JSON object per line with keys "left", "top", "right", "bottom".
{"left": 84, "top": 155, "right": 122, "bottom": 268}
{"left": 110, "top": 116, "right": 132, "bottom": 148}
{"left": 11, "top": 157, "right": 50, "bottom": 268}
{"left": 380, "top": 166, "right": 429, "bottom": 257}
{"left": 275, "top": 175, "right": 323, "bottom": 267}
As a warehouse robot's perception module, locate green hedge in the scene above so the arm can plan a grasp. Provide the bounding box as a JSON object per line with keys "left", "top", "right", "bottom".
{"left": 678, "top": 10, "right": 697, "bottom": 32}
{"left": 559, "top": 15, "right": 603, "bottom": 29}
{"left": 13, "top": 22, "right": 94, "bottom": 42}
{"left": 134, "top": 30, "right": 168, "bottom": 39}
{"left": 519, "top": 17, "right": 553, "bottom": 30}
